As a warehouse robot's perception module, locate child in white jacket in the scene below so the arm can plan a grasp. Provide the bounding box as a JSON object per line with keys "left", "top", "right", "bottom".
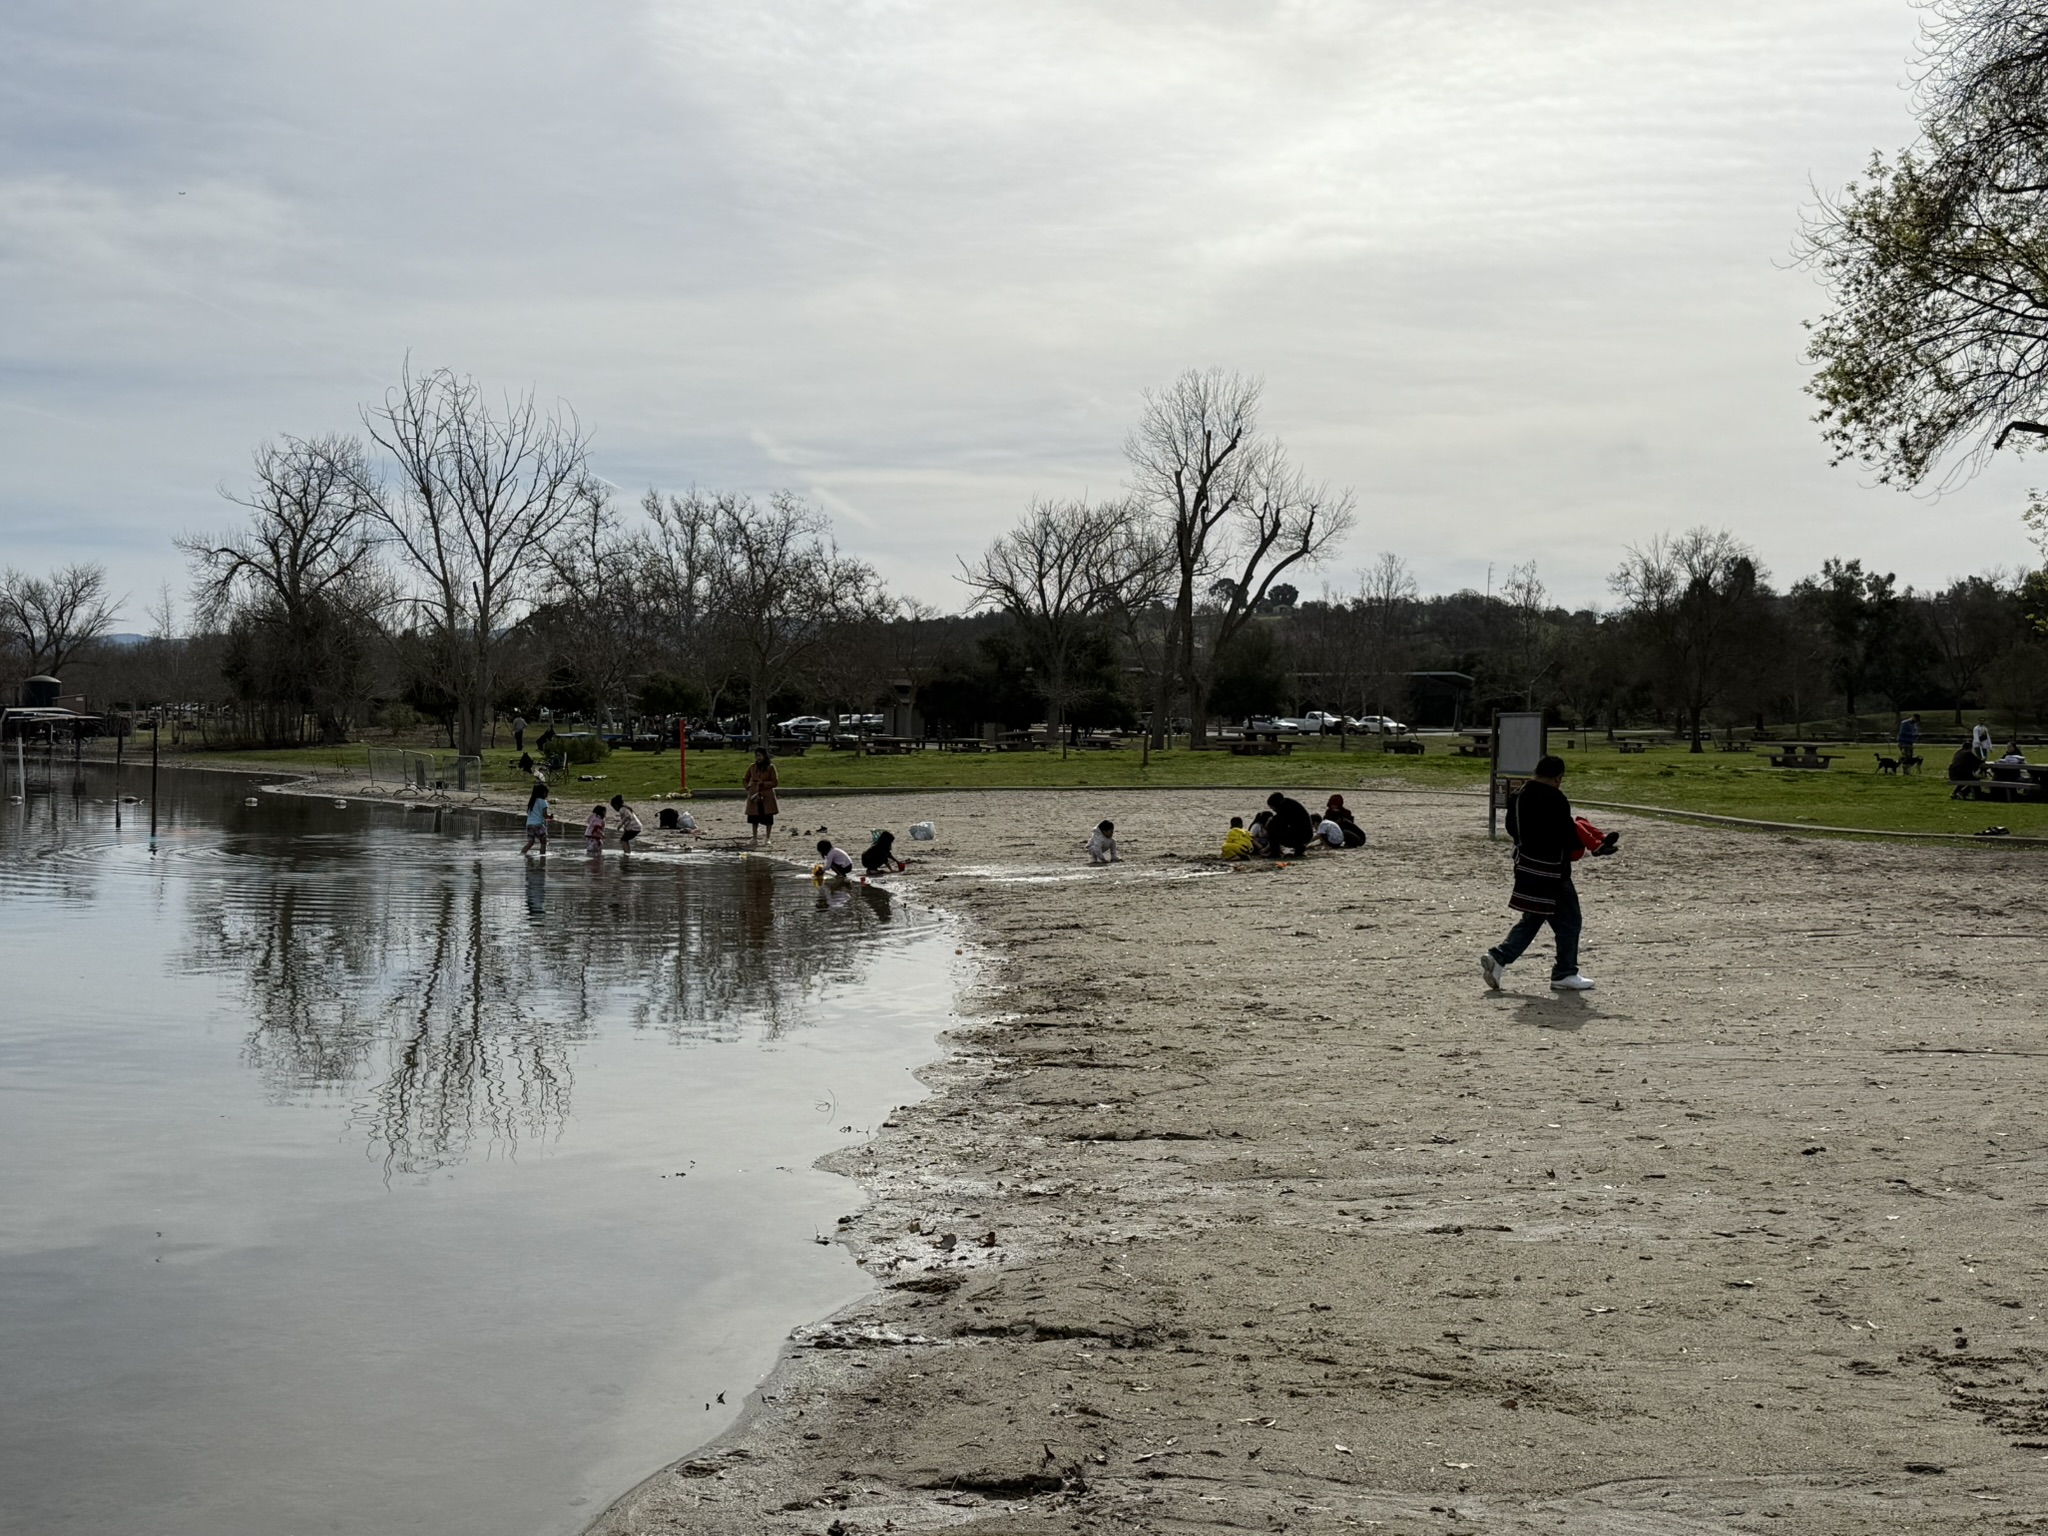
{"left": 1087, "top": 820, "right": 1119, "bottom": 864}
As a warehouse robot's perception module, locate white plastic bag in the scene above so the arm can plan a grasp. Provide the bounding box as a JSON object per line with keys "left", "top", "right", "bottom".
{"left": 677, "top": 810, "right": 698, "bottom": 831}
{"left": 909, "top": 820, "right": 935, "bottom": 841}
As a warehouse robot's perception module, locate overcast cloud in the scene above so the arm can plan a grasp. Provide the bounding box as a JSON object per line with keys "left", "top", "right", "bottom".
{"left": 3, "top": 0, "right": 2037, "bottom": 623}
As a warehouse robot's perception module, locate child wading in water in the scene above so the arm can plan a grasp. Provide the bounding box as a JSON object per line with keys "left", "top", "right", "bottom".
{"left": 1088, "top": 820, "right": 1120, "bottom": 864}
{"left": 523, "top": 785, "right": 551, "bottom": 856}
{"left": 584, "top": 804, "right": 607, "bottom": 854}
{"left": 610, "top": 794, "right": 642, "bottom": 853}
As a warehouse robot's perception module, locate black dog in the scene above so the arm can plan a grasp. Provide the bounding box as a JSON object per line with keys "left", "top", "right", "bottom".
{"left": 1876, "top": 754, "right": 1898, "bottom": 775}
{"left": 1901, "top": 753, "right": 1923, "bottom": 775}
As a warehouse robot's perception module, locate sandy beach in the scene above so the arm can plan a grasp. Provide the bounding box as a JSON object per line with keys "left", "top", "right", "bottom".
{"left": 515, "top": 782, "right": 2048, "bottom": 1535}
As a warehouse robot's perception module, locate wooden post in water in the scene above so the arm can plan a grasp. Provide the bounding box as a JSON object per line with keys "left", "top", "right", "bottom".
{"left": 678, "top": 717, "right": 688, "bottom": 796}
{"left": 149, "top": 718, "right": 159, "bottom": 839}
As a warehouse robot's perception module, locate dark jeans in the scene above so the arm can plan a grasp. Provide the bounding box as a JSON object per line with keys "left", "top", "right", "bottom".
{"left": 1491, "top": 878, "right": 1582, "bottom": 980}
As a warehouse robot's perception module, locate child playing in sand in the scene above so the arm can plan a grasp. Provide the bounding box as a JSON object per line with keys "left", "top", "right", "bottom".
{"left": 1088, "top": 820, "right": 1120, "bottom": 864}
{"left": 609, "top": 794, "right": 642, "bottom": 852}
{"left": 1249, "top": 809, "right": 1274, "bottom": 856}
{"left": 860, "top": 829, "right": 906, "bottom": 877}
{"left": 1221, "top": 816, "right": 1254, "bottom": 859}
{"left": 584, "top": 803, "right": 608, "bottom": 854}
{"left": 815, "top": 839, "right": 855, "bottom": 880}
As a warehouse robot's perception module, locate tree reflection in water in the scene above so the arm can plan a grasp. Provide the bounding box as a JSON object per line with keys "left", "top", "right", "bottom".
{"left": 181, "top": 848, "right": 911, "bottom": 1175}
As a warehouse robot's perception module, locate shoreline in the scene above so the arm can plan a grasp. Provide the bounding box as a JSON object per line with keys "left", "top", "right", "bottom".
{"left": 79, "top": 746, "right": 2048, "bottom": 847}
{"left": 580, "top": 787, "right": 2048, "bottom": 1535}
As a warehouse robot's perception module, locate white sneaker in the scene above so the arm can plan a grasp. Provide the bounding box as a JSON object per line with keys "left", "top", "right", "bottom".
{"left": 1480, "top": 953, "right": 1504, "bottom": 991}
{"left": 1549, "top": 973, "right": 1595, "bottom": 992}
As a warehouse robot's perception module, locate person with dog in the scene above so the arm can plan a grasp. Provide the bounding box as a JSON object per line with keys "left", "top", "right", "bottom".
{"left": 1897, "top": 714, "right": 1921, "bottom": 768}
{"left": 1481, "top": 755, "right": 1612, "bottom": 993}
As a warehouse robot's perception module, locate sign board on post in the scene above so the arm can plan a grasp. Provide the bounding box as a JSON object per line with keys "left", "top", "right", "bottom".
{"left": 1489, "top": 710, "right": 1548, "bottom": 839}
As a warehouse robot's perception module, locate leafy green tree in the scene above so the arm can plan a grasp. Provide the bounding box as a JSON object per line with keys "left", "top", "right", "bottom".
{"left": 1791, "top": 558, "right": 1905, "bottom": 719}
{"left": 1804, "top": 1, "right": 2048, "bottom": 483}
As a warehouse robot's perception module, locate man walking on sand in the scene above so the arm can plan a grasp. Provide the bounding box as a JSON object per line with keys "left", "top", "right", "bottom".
{"left": 1480, "top": 754, "right": 1602, "bottom": 993}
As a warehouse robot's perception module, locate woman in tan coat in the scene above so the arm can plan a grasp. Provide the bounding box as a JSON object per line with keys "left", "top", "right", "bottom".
{"left": 743, "top": 748, "right": 779, "bottom": 842}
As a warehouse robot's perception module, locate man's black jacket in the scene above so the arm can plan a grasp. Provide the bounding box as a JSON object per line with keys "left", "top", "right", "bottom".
{"left": 1505, "top": 780, "right": 1575, "bottom": 862}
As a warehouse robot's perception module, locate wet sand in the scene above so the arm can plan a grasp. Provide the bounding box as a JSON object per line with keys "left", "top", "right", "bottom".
{"left": 391, "top": 782, "right": 2047, "bottom": 1535}
{"left": 574, "top": 786, "right": 2048, "bottom": 1535}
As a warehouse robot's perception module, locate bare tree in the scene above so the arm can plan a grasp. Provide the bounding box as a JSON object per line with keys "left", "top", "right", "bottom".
{"left": 1125, "top": 369, "right": 1263, "bottom": 747}
{"left": 355, "top": 364, "right": 599, "bottom": 758}
{"left": 1125, "top": 369, "right": 1354, "bottom": 746}
{"left": 1611, "top": 528, "right": 1771, "bottom": 751}
{"left": 1357, "top": 551, "right": 1418, "bottom": 719}
{"left": 1183, "top": 451, "right": 1355, "bottom": 741}
{"left": 1498, "top": 560, "right": 1554, "bottom": 709}
{"left": 698, "top": 491, "right": 886, "bottom": 742}
{"left": 535, "top": 487, "right": 645, "bottom": 731}
{"left": 179, "top": 435, "right": 386, "bottom": 743}
{"left": 633, "top": 489, "right": 727, "bottom": 719}
{"left": 960, "top": 498, "right": 1129, "bottom": 749}
{"left": 1, "top": 562, "right": 121, "bottom": 677}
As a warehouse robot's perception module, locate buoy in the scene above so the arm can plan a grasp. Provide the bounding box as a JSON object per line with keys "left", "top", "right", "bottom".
{"left": 244, "top": 797, "right": 260, "bottom": 807}
{"left": 333, "top": 799, "right": 348, "bottom": 808}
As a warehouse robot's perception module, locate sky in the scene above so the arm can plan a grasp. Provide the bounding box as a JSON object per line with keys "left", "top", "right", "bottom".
{"left": 4, "top": 0, "right": 2043, "bottom": 625}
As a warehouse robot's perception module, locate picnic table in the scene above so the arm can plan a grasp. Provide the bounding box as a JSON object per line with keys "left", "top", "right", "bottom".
{"left": 1967, "top": 762, "right": 2048, "bottom": 802}
{"left": 1454, "top": 729, "right": 1491, "bottom": 759}
{"left": 1382, "top": 737, "right": 1425, "bottom": 755}
{"left": 1770, "top": 748, "right": 1834, "bottom": 769}
{"left": 863, "top": 737, "right": 917, "bottom": 756}
{"left": 936, "top": 738, "right": 986, "bottom": 753}
{"left": 1230, "top": 738, "right": 1294, "bottom": 756}
{"left": 1617, "top": 740, "right": 1647, "bottom": 754}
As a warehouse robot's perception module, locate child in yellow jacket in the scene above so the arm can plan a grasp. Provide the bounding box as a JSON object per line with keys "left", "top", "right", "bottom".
{"left": 1220, "top": 816, "right": 1255, "bottom": 859}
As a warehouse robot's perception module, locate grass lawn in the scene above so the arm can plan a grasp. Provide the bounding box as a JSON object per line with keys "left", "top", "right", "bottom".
{"left": 157, "top": 735, "right": 2048, "bottom": 840}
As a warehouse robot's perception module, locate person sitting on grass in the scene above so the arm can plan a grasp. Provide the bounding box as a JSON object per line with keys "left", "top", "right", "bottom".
{"left": 861, "top": 829, "right": 907, "bottom": 877}
{"left": 1088, "top": 820, "right": 1120, "bottom": 864}
{"left": 1221, "top": 816, "right": 1254, "bottom": 859}
{"left": 815, "top": 839, "right": 855, "bottom": 880}
{"left": 1265, "top": 792, "right": 1314, "bottom": 856}
{"left": 1324, "top": 794, "right": 1367, "bottom": 847}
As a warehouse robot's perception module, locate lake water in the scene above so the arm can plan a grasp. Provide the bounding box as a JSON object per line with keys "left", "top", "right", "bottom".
{"left": 0, "top": 769, "right": 959, "bottom": 1536}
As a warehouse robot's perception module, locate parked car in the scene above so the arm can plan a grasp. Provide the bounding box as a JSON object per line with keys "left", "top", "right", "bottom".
{"left": 1353, "top": 715, "right": 1409, "bottom": 734}
{"left": 1297, "top": 711, "right": 1350, "bottom": 733}
{"left": 685, "top": 727, "right": 731, "bottom": 748}
{"left": 775, "top": 714, "right": 832, "bottom": 736}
